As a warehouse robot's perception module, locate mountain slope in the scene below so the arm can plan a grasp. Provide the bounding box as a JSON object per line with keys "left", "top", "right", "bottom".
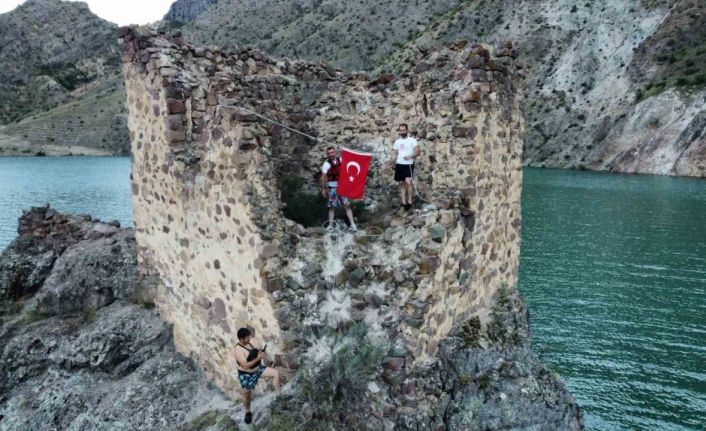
{"left": 173, "top": 0, "right": 705, "bottom": 176}
{"left": 164, "top": 0, "right": 218, "bottom": 24}
{"left": 0, "top": 0, "right": 129, "bottom": 155}
{"left": 176, "top": 0, "right": 465, "bottom": 72}
{"left": 381, "top": 0, "right": 706, "bottom": 176}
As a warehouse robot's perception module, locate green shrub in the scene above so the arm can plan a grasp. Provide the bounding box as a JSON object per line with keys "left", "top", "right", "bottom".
{"left": 38, "top": 62, "right": 92, "bottom": 91}
{"left": 178, "top": 411, "right": 238, "bottom": 431}
{"left": 278, "top": 175, "right": 366, "bottom": 227}
{"left": 279, "top": 175, "right": 327, "bottom": 227}
{"left": 676, "top": 77, "right": 690, "bottom": 86}
{"left": 267, "top": 324, "right": 385, "bottom": 431}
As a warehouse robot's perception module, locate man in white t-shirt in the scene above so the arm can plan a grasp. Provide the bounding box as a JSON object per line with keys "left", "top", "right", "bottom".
{"left": 320, "top": 146, "right": 357, "bottom": 232}
{"left": 389, "top": 124, "right": 420, "bottom": 211}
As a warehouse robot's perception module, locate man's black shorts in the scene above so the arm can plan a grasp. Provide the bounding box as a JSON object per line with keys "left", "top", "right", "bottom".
{"left": 394, "top": 163, "right": 415, "bottom": 182}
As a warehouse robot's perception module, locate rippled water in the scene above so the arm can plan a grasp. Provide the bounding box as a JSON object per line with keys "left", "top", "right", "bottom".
{"left": 0, "top": 157, "right": 132, "bottom": 250}
{"left": 0, "top": 158, "right": 704, "bottom": 430}
{"left": 520, "top": 168, "right": 706, "bottom": 431}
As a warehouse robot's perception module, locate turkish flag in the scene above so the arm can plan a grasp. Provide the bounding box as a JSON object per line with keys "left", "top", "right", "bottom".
{"left": 337, "top": 147, "right": 373, "bottom": 200}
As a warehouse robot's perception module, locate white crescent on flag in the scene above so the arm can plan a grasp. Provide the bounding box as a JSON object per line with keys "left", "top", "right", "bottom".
{"left": 346, "top": 161, "right": 361, "bottom": 182}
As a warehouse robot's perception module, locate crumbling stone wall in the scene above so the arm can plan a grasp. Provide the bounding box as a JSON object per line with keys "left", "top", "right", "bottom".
{"left": 120, "top": 27, "right": 524, "bottom": 394}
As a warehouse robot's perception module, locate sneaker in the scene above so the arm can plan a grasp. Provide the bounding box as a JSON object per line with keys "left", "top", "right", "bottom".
{"left": 404, "top": 203, "right": 411, "bottom": 211}
{"left": 244, "top": 411, "right": 252, "bottom": 424}
{"left": 349, "top": 224, "right": 358, "bottom": 233}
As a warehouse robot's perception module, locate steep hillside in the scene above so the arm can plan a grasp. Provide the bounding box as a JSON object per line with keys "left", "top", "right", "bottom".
{"left": 164, "top": 0, "right": 218, "bottom": 24}
{"left": 173, "top": 0, "right": 705, "bottom": 176}
{"left": 0, "top": 0, "right": 129, "bottom": 155}
{"left": 381, "top": 0, "right": 706, "bottom": 176}
{"left": 0, "top": 76, "right": 128, "bottom": 156}
{"left": 175, "top": 0, "right": 465, "bottom": 72}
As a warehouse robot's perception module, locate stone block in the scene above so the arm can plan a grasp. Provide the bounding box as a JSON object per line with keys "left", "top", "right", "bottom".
{"left": 165, "top": 129, "right": 186, "bottom": 142}
{"left": 166, "top": 115, "right": 184, "bottom": 131}
{"left": 429, "top": 224, "right": 446, "bottom": 243}
{"left": 453, "top": 126, "right": 478, "bottom": 139}
{"left": 166, "top": 99, "right": 185, "bottom": 114}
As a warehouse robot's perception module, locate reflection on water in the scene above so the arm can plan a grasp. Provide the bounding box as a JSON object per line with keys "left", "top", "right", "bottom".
{"left": 0, "top": 157, "right": 133, "bottom": 249}
{"left": 520, "top": 168, "right": 706, "bottom": 431}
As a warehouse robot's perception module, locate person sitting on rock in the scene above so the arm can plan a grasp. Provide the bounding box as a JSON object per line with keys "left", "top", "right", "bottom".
{"left": 234, "top": 327, "right": 280, "bottom": 424}
{"left": 320, "top": 146, "right": 357, "bottom": 233}
{"left": 389, "top": 124, "right": 420, "bottom": 211}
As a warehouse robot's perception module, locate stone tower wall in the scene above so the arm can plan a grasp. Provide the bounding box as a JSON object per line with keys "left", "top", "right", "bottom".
{"left": 120, "top": 27, "right": 524, "bottom": 393}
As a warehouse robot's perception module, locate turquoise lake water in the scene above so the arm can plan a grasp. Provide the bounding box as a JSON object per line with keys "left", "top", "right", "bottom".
{"left": 0, "top": 157, "right": 704, "bottom": 430}
{"left": 520, "top": 168, "right": 706, "bottom": 431}
{"left": 0, "top": 157, "right": 133, "bottom": 249}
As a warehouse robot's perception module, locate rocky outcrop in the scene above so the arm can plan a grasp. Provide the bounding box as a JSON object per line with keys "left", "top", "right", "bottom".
{"left": 0, "top": 236, "right": 55, "bottom": 300}
{"left": 404, "top": 289, "right": 582, "bottom": 430}
{"left": 164, "top": 0, "right": 218, "bottom": 24}
{"left": 0, "top": 206, "right": 240, "bottom": 430}
{"left": 28, "top": 229, "right": 141, "bottom": 316}
{"left": 120, "top": 27, "right": 582, "bottom": 429}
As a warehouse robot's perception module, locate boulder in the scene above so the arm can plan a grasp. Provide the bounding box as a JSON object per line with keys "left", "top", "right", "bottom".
{"left": 28, "top": 231, "right": 141, "bottom": 316}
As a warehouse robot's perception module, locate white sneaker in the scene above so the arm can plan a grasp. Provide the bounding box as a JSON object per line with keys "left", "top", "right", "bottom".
{"left": 349, "top": 224, "right": 358, "bottom": 233}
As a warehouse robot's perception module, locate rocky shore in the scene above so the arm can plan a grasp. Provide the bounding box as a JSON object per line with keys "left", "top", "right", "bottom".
{"left": 0, "top": 205, "right": 241, "bottom": 431}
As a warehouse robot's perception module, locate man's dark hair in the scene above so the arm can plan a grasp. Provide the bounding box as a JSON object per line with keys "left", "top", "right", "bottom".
{"left": 326, "top": 146, "right": 335, "bottom": 151}
{"left": 237, "top": 327, "right": 251, "bottom": 340}
{"left": 399, "top": 123, "right": 408, "bottom": 131}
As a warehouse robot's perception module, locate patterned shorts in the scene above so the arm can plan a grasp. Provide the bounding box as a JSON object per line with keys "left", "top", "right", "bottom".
{"left": 238, "top": 364, "right": 266, "bottom": 390}
{"left": 328, "top": 187, "right": 349, "bottom": 209}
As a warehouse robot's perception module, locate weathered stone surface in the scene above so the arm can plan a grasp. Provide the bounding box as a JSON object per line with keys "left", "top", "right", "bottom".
{"left": 0, "top": 236, "right": 56, "bottom": 300}
{"left": 396, "top": 289, "right": 583, "bottom": 430}
{"left": 0, "top": 209, "right": 242, "bottom": 430}
{"left": 429, "top": 224, "right": 446, "bottom": 242}
{"left": 28, "top": 230, "right": 140, "bottom": 316}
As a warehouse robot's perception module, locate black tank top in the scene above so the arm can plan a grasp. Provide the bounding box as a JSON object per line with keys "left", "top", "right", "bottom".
{"left": 237, "top": 343, "right": 261, "bottom": 370}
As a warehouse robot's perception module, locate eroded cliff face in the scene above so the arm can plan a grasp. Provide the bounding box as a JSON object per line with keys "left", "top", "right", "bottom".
{"left": 119, "top": 28, "right": 582, "bottom": 429}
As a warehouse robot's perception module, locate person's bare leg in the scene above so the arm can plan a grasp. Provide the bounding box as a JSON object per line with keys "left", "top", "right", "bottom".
{"left": 343, "top": 204, "right": 355, "bottom": 227}
{"left": 243, "top": 390, "right": 252, "bottom": 412}
{"left": 399, "top": 182, "right": 406, "bottom": 206}
{"left": 262, "top": 367, "right": 281, "bottom": 393}
{"left": 405, "top": 178, "right": 414, "bottom": 205}
{"left": 328, "top": 207, "right": 335, "bottom": 226}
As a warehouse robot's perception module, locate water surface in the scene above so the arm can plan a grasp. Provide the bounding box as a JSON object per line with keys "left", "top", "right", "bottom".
{"left": 520, "top": 168, "right": 706, "bottom": 431}
{"left": 0, "top": 158, "right": 704, "bottom": 430}
{"left": 0, "top": 157, "right": 132, "bottom": 250}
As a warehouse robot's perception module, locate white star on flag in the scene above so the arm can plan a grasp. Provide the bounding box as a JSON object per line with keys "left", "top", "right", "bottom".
{"left": 349, "top": 176, "right": 355, "bottom": 182}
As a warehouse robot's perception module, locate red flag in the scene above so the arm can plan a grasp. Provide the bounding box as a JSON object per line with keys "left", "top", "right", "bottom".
{"left": 337, "top": 147, "right": 373, "bottom": 200}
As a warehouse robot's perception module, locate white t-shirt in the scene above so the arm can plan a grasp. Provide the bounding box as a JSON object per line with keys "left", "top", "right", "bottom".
{"left": 321, "top": 160, "right": 338, "bottom": 187}
{"left": 393, "top": 137, "right": 418, "bottom": 165}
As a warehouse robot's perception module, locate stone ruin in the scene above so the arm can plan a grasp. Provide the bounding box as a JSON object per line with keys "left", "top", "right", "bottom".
{"left": 119, "top": 27, "right": 525, "bottom": 400}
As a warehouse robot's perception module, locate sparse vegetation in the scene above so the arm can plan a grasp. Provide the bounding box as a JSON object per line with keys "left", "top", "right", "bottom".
{"left": 267, "top": 324, "right": 385, "bottom": 431}
{"left": 178, "top": 411, "right": 239, "bottom": 431}
{"left": 38, "top": 62, "right": 93, "bottom": 91}
{"left": 20, "top": 309, "right": 50, "bottom": 325}
{"left": 278, "top": 175, "right": 366, "bottom": 227}
{"left": 460, "top": 316, "right": 482, "bottom": 348}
